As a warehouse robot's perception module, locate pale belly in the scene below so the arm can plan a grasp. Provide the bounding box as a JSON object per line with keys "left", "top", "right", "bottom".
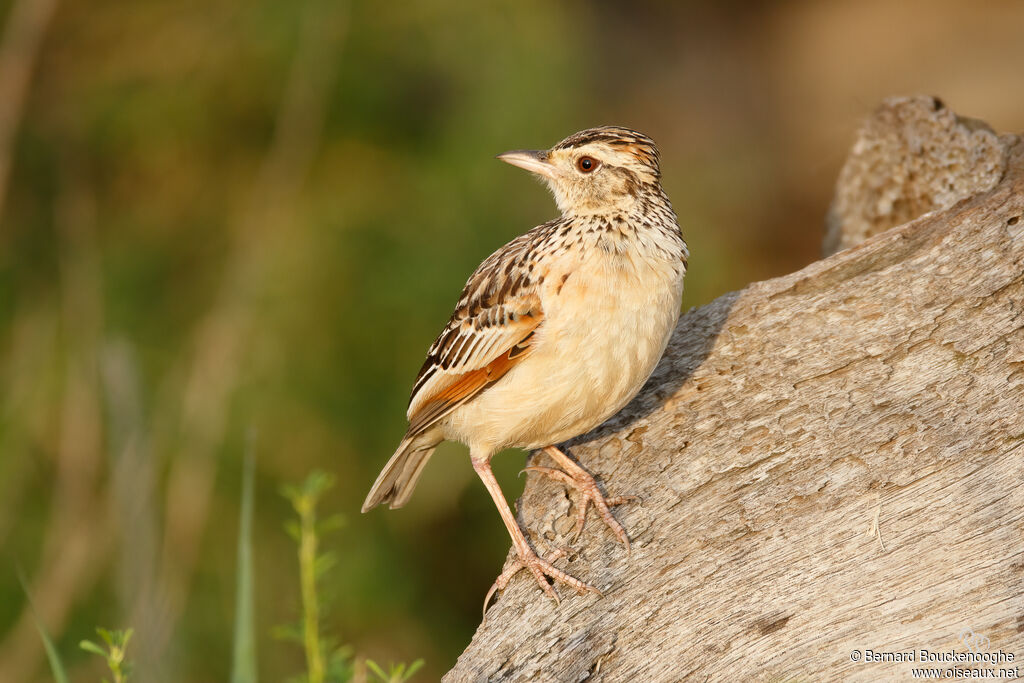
{"left": 443, "top": 250, "right": 684, "bottom": 453}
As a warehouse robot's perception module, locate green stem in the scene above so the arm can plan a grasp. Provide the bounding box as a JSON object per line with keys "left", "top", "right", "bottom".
{"left": 298, "top": 497, "right": 324, "bottom": 683}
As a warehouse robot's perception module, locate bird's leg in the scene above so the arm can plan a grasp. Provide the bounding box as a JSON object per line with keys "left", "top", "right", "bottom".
{"left": 472, "top": 453, "right": 599, "bottom": 614}
{"left": 523, "top": 445, "right": 637, "bottom": 550}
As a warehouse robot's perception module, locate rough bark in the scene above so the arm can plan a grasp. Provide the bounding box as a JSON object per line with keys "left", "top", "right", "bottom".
{"left": 824, "top": 95, "right": 1008, "bottom": 256}
{"left": 445, "top": 97, "right": 1024, "bottom": 682}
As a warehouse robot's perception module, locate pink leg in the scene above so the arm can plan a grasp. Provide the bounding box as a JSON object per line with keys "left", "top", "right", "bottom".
{"left": 523, "top": 445, "right": 637, "bottom": 550}
{"left": 472, "top": 452, "right": 599, "bottom": 614}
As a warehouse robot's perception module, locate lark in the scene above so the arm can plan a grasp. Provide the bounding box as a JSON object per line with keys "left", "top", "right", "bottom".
{"left": 362, "top": 127, "right": 688, "bottom": 607}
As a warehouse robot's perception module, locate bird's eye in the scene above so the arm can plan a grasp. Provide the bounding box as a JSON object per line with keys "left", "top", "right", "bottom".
{"left": 576, "top": 156, "right": 598, "bottom": 173}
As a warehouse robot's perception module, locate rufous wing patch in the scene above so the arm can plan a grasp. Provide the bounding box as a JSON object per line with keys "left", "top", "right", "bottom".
{"left": 406, "top": 328, "right": 538, "bottom": 437}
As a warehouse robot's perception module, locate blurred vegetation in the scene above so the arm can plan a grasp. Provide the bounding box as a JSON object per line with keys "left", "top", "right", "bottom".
{"left": 2, "top": 0, "right": 1023, "bottom": 680}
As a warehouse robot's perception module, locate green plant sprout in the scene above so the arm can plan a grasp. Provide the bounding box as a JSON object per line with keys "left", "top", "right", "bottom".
{"left": 278, "top": 471, "right": 424, "bottom": 682}
{"left": 79, "top": 627, "right": 134, "bottom": 683}
{"left": 280, "top": 471, "right": 351, "bottom": 683}
{"left": 365, "top": 659, "right": 425, "bottom": 683}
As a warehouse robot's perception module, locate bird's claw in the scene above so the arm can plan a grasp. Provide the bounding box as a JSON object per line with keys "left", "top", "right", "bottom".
{"left": 482, "top": 546, "right": 600, "bottom": 618}
{"left": 523, "top": 465, "right": 637, "bottom": 552}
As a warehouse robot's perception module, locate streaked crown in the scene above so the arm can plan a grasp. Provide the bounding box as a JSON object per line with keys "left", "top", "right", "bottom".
{"left": 552, "top": 126, "right": 661, "bottom": 177}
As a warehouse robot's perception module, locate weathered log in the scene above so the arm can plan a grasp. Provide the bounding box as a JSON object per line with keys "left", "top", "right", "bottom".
{"left": 445, "top": 97, "right": 1024, "bottom": 682}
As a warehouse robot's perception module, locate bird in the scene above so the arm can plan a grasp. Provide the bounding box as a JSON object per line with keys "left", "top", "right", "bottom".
{"left": 362, "top": 126, "right": 688, "bottom": 608}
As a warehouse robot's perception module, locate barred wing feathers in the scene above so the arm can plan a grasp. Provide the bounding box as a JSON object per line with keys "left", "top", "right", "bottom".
{"left": 404, "top": 225, "right": 557, "bottom": 436}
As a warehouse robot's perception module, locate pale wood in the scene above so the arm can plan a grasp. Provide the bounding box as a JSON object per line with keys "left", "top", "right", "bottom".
{"left": 445, "top": 98, "right": 1024, "bottom": 682}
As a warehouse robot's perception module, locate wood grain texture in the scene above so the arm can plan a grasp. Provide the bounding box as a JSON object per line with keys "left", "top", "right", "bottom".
{"left": 445, "top": 99, "right": 1024, "bottom": 682}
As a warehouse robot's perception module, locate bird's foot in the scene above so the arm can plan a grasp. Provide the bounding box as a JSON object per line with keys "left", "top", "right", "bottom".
{"left": 523, "top": 463, "right": 637, "bottom": 551}
{"left": 483, "top": 546, "right": 600, "bottom": 616}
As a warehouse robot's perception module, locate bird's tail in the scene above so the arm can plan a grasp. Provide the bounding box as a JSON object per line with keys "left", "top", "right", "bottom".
{"left": 361, "top": 428, "right": 442, "bottom": 513}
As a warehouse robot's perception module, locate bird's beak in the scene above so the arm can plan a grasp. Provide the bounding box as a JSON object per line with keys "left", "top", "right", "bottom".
{"left": 496, "top": 149, "right": 557, "bottom": 180}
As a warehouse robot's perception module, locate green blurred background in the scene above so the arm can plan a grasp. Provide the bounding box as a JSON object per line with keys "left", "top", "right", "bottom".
{"left": 2, "top": 0, "right": 1023, "bottom": 680}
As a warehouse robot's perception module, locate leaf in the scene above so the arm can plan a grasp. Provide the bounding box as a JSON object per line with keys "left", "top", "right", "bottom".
{"left": 280, "top": 483, "right": 301, "bottom": 505}
{"left": 16, "top": 567, "right": 70, "bottom": 683}
{"left": 313, "top": 551, "right": 337, "bottom": 578}
{"left": 231, "top": 440, "right": 258, "bottom": 683}
{"left": 301, "top": 470, "right": 335, "bottom": 500}
{"left": 404, "top": 660, "right": 425, "bottom": 679}
{"left": 325, "top": 646, "right": 355, "bottom": 682}
{"left": 317, "top": 514, "right": 345, "bottom": 534}
{"left": 79, "top": 640, "right": 107, "bottom": 656}
{"left": 365, "top": 659, "right": 388, "bottom": 681}
{"left": 271, "top": 622, "right": 303, "bottom": 643}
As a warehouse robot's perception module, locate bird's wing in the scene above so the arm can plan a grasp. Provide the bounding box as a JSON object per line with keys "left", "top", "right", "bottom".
{"left": 405, "top": 227, "right": 552, "bottom": 437}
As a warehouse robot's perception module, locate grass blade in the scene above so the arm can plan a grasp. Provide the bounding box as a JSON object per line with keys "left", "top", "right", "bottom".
{"left": 231, "top": 436, "right": 258, "bottom": 683}
{"left": 16, "top": 566, "right": 70, "bottom": 683}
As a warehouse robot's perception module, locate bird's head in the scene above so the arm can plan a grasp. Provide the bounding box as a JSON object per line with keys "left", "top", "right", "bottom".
{"left": 497, "top": 126, "right": 662, "bottom": 216}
